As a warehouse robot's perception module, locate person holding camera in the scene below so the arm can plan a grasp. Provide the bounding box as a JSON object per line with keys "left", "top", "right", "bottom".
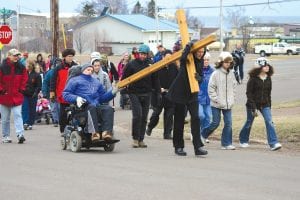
{"left": 239, "top": 57, "right": 282, "bottom": 151}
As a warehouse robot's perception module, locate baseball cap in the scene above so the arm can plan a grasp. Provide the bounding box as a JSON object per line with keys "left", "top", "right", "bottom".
{"left": 8, "top": 49, "right": 21, "bottom": 56}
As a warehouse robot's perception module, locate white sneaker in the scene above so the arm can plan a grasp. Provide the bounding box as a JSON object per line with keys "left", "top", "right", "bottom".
{"left": 270, "top": 143, "right": 282, "bottom": 151}
{"left": 239, "top": 143, "right": 250, "bottom": 148}
{"left": 221, "top": 145, "right": 236, "bottom": 150}
{"left": 2, "top": 136, "right": 12, "bottom": 143}
{"left": 201, "top": 135, "right": 210, "bottom": 144}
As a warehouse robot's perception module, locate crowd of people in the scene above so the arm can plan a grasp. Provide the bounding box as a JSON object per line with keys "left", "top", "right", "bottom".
{"left": 0, "top": 41, "right": 282, "bottom": 155}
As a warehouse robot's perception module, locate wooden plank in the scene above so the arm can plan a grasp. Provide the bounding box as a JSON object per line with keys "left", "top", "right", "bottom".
{"left": 176, "top": 9, "right": 199, "bottom": 93}
{"left": 117, "top": 34, "right": 217, "bottom": 88}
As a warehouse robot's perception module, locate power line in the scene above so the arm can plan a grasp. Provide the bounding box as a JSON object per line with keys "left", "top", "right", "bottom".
{"left": 159, "top": 0, "right": 300, "bottom": 10}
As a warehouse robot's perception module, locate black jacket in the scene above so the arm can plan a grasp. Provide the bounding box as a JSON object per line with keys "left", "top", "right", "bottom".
{"left": 23, "top": 71, "right": 42, "bottom": 97}
{"left": 167, "top": 45, "right": 204, "bottom": 104}
{"left": 158, "top": 63, "right": 178, "bottom": 90}
{"left": 122, "top": 58, "right": 160, "bottom": 94}
{"left": 246, "top": 76, "right": 272, "bottom": 110}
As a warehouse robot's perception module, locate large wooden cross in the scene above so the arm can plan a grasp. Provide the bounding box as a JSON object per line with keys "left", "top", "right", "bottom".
{"left": 117, "top": 9, "right": 217, "bottom": 93}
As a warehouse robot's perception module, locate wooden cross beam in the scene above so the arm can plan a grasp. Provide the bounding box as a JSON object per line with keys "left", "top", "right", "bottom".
{"left": 176, "top": 9, "right": 198, "bottom": 93}
{"left": 117, "top": 10, "right": 217, "bottom": 90}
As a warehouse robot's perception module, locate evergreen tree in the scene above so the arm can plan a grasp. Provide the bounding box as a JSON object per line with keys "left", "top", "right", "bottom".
{"left": 147, "top": 0, "right": 155, "bottom": 18}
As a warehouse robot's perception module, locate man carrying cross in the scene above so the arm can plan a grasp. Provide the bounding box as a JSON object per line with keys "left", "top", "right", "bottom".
{"left": 167, "top": 43, "right": 208, "bottom": 156}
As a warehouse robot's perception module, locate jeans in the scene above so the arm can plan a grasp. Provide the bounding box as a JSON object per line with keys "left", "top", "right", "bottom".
{"left": 239, "top": 107, "right": 279, "bottom": 146}
{"left": 198, "top": 104, "right": 212, "bottom": 131}
{"left": 1, "top": 105, "right": 24, "bottom": 137}
{"left": 84, "top": 104, "right": 114, "bottom": 134}
{"left": 173, "top": 101, "right": 204, "bottom": 150}
{"left": 129, "top": 93, "right": 151, "bottom": 141}
{"left": 22, "top": 96, "right": 38, "bottom": 126}
{"left": 201, "top": 106, "right": 233, "bottom": 147}
{"left": 239, "top": 64, "right": 244, "bottom": 81}
{"left": 50, "top": 100, "right": 60, "bottom": 123}
{"left": 148, "top": 94, "right": 174, "bottom": 137}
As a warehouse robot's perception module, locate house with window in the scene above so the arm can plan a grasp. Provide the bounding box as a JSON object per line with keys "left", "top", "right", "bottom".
{"left": 73, "top": 14, "right": 194, "bottom": 55}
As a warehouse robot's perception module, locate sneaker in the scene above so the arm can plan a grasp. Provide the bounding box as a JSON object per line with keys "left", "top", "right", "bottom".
{"left": 270, "top": 143, "right": 282, "bottom": 151}
{"left": 2, "top": 136, "right": 12, "bottom": 143}
{"left": 221, "top": 145, "right": 236, "bottom": 150}
{"left": 138, "top": 141, "right": 147, "bottom": 148}
{"left": 201, "top": 135, "right": 210, "bottom": 144}
{"left": 18, "top": 135, "right": 26, "bottom": 144}
{"left": 145, "top": 128, "right": 152, "bottom": 136}
{"left": 132, "top": 140, "right": 139, "bottom": 148}
{"left": 102, "top": 131, "right": 112, "bottom": 141}
{"left": 23, "top": 124, "right": 29, "bottom": 130}
{"left": 175, "top": 148, "right": 187, "bottom": 156}
{"left": 239, "top": 143, "right": 250, "bottom": 148}
{"left": 28, "top": 125, "right": 33, "bottom": 130}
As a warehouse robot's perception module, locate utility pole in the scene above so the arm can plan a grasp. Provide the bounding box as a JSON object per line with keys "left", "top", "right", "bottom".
{"left": 155, "top": 0, "right": 159, "bottom": 46}
{"left": 17, "top": 0, "right": 20, "bottom": 50}
{"left": 219, "top": 0, "right": 223, "bottom": 53}
{"left": 51, "top": 0, "right": 59, "bottom": 58}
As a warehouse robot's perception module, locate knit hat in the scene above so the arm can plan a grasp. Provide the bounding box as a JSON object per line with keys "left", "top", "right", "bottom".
{"left": 90, "top": 51, "right": 101, "bottom": 60}
{"left": 62, "top": 48, "right": 75, "bottom": 57}
{"left": 254, "top": 57, "right": 269, "bottom": 68}
{"left": 81, "top": 63, "right": 93, "bottom": 72}
{"left": 218, "top": 51, "right": 233, "bottom": 63}
{"left": 203, "top": 52, "right": 211, "bottom": 59}
{"left": 8, "top": 49, "right": 21, "bottom": 56}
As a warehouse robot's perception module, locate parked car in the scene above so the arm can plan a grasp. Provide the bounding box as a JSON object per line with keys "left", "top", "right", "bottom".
{"left": 254, "top": 42, "right": 300, "bottom": 56}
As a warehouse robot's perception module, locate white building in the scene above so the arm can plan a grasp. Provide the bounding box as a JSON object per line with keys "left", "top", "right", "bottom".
{"left": 73, "top": 14, "right": 194, "bottom": 55}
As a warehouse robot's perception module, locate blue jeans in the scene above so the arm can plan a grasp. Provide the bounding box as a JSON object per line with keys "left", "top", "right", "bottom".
{"left": 239, "top": 107, "right": 279, "bottom": 146}
{"left": 1, "top": 105, "right": 24, "bottom": 137}
{"left": 201, "top": 107, "right": 233, "bottom": 146}
{"left": 22, "top": 96, "right": 38, "bottom": 126}
{"left": 50, "top": 100, "right": 60, "bottom": 123}
{"left": 198, "top": 104, "right": 212, "bottom": 131}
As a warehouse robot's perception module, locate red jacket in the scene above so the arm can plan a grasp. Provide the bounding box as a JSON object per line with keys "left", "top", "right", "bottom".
{"left": 50, "top": 61, "right": 75, "bottom": 104}
{"left": 0, "top": 58, "right": 28, "bottom": 106}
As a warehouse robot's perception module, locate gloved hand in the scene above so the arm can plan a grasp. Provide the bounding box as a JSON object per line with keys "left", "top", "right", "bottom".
{"left": 32, "top": 92, "right": 38, "bottom": 98}
{"left": 180, "top": 42, "right": 193, "bottom": 63}
{"left": 76, "top": 96, "right": 86, "bottom": 108}
{"left": 112, "top": 85, "right": 120, "bottom": 95}
{"left": 195, "top": 73, "right": 203, "bottom": 82}
{"left": 251, "top": 109, "right": 258, "bottom": 117}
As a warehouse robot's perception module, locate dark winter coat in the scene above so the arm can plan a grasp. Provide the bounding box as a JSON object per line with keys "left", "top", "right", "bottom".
{"left": 167, "top": 46, "right": 204, "bottom": 104}
{"left": 0, "top": 58, "right": 28, "bottom": 106}
{"left": 102, "top": 61, "right": 119, "bottom": 82}
{"left": 122, "top": 58, "right": 160, "bottom": 95}
{"left": 246, "top": 76, "right": 272, "bottom": 110}
{"left": 158, "top": 62, "right": 178, "bottom": 90}
{"left": 50, "top": 60, "right": 76, "bottom": 104}
{"left": 42, "top": 68, "right": 54, "bottom": 98}
{"left": 23, "top": 70, "right": 42, "bottom": 97}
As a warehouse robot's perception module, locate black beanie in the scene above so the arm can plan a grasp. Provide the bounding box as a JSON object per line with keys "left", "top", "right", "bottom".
{"left": 62, "top": 48, "right": 75, "bottom": 57}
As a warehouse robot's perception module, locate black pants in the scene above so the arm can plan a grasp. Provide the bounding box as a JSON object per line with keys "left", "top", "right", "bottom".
{"left": 173, "top": 101, "right": 204, "bottom": 150}
{"left": 148, "top": 95, "right": 174, "bottom": 137}
{"left": 59, "top": 103, "right": 69, "bottom": 133}
{"left": 129, "top": 93, "right": 151, "bottom": 141}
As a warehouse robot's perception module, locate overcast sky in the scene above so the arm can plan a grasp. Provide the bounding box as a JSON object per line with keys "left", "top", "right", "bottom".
{"left": 1, "top": 0, "right": 300, "bottom": 17}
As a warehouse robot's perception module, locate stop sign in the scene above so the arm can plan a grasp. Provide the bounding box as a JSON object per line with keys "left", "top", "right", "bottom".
{"left": 0, "top": 25, "right": 13, "bottom": 45}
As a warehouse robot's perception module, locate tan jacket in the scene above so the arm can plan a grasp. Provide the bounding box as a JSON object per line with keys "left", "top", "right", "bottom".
{"left": 208, "top": 67, "right": 237, "bottom": 109}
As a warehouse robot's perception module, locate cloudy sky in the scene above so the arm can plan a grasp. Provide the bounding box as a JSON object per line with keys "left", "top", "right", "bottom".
{"left": 1, "top": 0, "right": 300, "bottom": 17}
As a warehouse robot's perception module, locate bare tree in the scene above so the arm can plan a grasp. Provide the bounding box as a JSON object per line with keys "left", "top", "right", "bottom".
{"left": 92, "top": 0, "right": 128, "bottom": 15}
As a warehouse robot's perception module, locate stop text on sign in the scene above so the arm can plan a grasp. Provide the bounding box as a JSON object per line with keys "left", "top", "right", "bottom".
{"left": 0, "top": 31, "right": 12, "bottom": 39}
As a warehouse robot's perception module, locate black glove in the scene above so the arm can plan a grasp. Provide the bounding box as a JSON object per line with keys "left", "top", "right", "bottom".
{"left": 195, "top": 73, "right": 203, "bottom": 82}
{"left": 181, "top": 42, "right": 193, "bottom": 63}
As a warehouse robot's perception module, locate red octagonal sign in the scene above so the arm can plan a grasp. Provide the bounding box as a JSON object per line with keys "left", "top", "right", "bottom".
{"left": 0, "top": 25, "right": 13, "bottom": 45}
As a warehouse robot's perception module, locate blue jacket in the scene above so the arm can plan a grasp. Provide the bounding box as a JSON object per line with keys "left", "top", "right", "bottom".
{"left": 198, "top": 65, "right": 214, "bottom": 105}
{"left": 42, "top": 68, "right": 54, "bottom": 98}
{"left": 63, "top": 74, "right": 114, "bottom": 106}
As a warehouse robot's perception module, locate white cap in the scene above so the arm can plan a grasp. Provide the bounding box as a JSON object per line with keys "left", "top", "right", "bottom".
{"left": 255, "top": 57, "right": 269, "bottom": 68}
{"left": 203, "top": 52, "right": 211, "bottom": 59}
{"left": 218, "top": 51, "right": 233, "bottom": 63}
{"left": 90, "top": 51, "right": 101, "bottom": 59}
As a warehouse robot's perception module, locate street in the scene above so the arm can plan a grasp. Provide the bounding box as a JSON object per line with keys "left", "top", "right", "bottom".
{"left": 0, "top": 55, "right": 300, "bottom": 200}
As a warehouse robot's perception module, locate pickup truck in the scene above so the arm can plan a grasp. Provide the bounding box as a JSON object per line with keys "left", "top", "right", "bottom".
{"left": 254, "top": 42, "right": 300, "bottom": 56}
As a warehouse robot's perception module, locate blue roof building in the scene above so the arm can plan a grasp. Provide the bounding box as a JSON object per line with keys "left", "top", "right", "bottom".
{"left": 73, "top": 14, "right": 195, "bottom": 55}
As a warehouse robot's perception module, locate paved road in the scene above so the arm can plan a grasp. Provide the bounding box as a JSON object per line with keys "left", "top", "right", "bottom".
{"left": 0, "top": 55, "right": 300, "bottom": 200}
